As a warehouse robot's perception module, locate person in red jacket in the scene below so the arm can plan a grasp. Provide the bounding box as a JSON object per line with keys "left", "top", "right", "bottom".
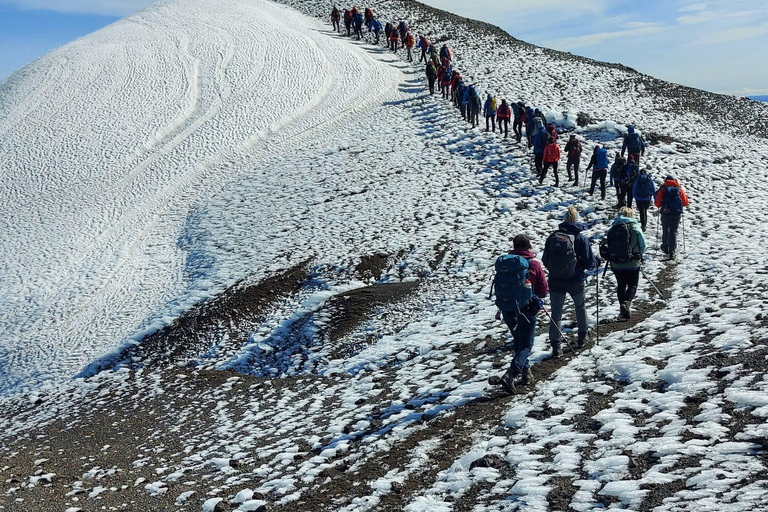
{"left": 655, "top": 173, "right": 689, "bottom": 259}
{"left": 404, "top": 32, "right": 415, "bottom": 62}
{"left": 496, "top": 99, "right": 512, "bottom": 139}
{"left": 450, "top": 71, "right": 461, "bottom": 105}
{"left": 564, "top": 134, "right": 582, "bottom": 185}
{"left": 488, "top": 234, "right": 549, "bottom": 393}
{"left": 539, "top": 137, "right": 561, "bottom": 186}
{"left": 547, "top": 123, "right": 558, "bottom": 141}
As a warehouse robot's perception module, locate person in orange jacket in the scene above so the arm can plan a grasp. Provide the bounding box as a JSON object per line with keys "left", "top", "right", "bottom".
{"left": 404, "top": 32, "right": 415, "bottom": 62}
{"left": 654, "top": 173, "right": 689, "bottom": 259}
{"left": 539, "top": 137, "right": 561, "bottom": 186}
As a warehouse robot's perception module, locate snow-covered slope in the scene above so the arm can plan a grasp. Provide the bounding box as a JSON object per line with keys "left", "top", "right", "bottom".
{"left": 3, "top": 0, "right": 768, "bottom": 510}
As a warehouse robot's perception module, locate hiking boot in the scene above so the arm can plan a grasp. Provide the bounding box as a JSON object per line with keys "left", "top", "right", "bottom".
{"left": 521, "top": 368, "right": 534, "bottom": 386}
{"left": 619, "top": 302, "right": 629, "bottom": 319}
{"left": 577, "top": 332, "right": 587, "bottom": 349}
{"left": 551, "top": 344, "right": 561, "bottom": 359}
{"left": 624, "top": 300, "right": 632, "bottom": 319}
{"left": 489, "top": 372, "right": 516, "bottom": 394}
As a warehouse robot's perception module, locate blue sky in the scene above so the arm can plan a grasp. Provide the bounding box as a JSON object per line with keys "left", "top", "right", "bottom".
{"left": 1, "top": 0, "right": 767, "bottom": 96}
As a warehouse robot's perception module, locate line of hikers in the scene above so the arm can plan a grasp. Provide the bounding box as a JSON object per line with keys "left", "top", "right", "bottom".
{"left": 328, "top": 5, "right": 692, "bottom": 396}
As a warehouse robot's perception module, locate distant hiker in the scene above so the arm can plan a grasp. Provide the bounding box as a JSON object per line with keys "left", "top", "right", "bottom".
{"left": 546, "top": 122, "right": 558, "bottom": 141}
{"left": 610, "top": 153, "right": 626, "bottom": 206}
{"left": 622, "top": 126, "right": 646, "bottom": 165}
{"left": 586, "top": 145, "right": 609, "bottom": 199}
{"left": 618, "top": 155, "right": 640, "bottom": 208}
{"left": 417, "top": 35, "right": 430, "bottom": 63}
{"left": 512, "top": 101, "right": 525, "bottom": 142}
{"left": 331, "top": 6, "right": 341, "bottom": 32}
{"left": 389, "top": 27, "right": 399, "bottom": 52}
{"left": 353, "top": 11, "right": 364, "bottom": 40}
{"left": 525, "top": 107, "right": 536, "bottom": 147}
{"left": 440, "top": 44, "right": 452, "bottom": 67}
{"left": 344, "top": 9, "right": 353, "bottom": 36}
{"left": 488, "top": 234, "right": 549, "bottom": 393}
{"left": 405, "top": 32, "right": 415, "bottom": 61}
{"left": 440, "top": 66, "right": 452, "bottom": 99}
{"left": 655, "top": 173, "right": 689, "bottom": 260}
{"left": 542, "top": 207, "right": 597, "bottom": 356}
{"left": 460, "top": 84, "right": 471, "bottom": 121}
{"left": 602, "top": 207, "right": 646, "bottom": 320}
{"left": 456, "top": 80, "right": 466, "bottom": 114}
{"left": 564, "top": 134, "right": 582, "bottom": 186}
{"left": 364, "top": 7, "right": 374, "bottom": 27}
{"left": 429, "top": 44, "right": 439, "bottom": 66}
{"left": 532, "top": 125, "right": 549, "bottom": 176}
{"left": 497, "top": 99, "right": 512, "bottom": 139}
{"left": 426, "top": 61, "right": 437, "bottom": 95}
{"left": 540, "top": 136, "right": 561, "bottom": 186}
{"left": 450, "top": 72, "right": 461, "bottom": 105}
{"left": 469, "top": 87, "right": 482, "bottom": 128}
{"left": 632, "top": 168, "right": 656, "bottom": 231}
{"left": 369, "top": 17, "right": 383, "bottom": 44}
{"left": 527, "top": 109, "right": 544, "bottom": 149}
{"left": 385, "top": 22, "right": 393, "bottom": 41}
{"left": 399, "top": 21, "right": 409, "bottom": 47}
{"left": 535, "top": 108, "right": 548, "bottom": 127}
{"left": 484, "top": 94, "right": 497, "bottom": 132}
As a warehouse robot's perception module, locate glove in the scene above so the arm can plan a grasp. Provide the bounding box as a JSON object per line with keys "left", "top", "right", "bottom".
{"left": 521, "top": 297, "right": 543, "bottom": 316}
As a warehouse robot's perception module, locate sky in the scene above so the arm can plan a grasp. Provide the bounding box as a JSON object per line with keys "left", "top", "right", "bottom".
{"left": 0, "top": 0, "right": 767, "bottom": 96}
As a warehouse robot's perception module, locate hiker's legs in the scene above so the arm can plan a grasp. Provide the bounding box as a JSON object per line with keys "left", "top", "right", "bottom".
{"left": 631, "top": 152, "right": 641, "bottom": 166}
{"left": 490, "top": 116, "right": 496, "bottom": 132}
{"left": 615, "top": 270, "right": 639, "bottom": 305}
{"left": 662, "top": 214, "right": 681, "bottom": 256}
{"left": 549, "top": 290, "right": 566, "bottom": 349}
{"left": 513, "top": 119, "right": 522, "bottom": 141}
{"left": 571, "top": 283, "right": 588, "bottom": 339}
{"left": 626, "top": 188, "right": 634, "bottom": 208}
{"left": 589, "top": 171, "right": 599, "bottom": 195}
{"left": 598, "top": 170, "right": 607, "bottom": 199}
{"left": 428, "top": 78, "right": 435, "bottom": 95}
{"left": 573, "top": 158, "right": 581, "bottom": 185}
{"left": 502, "top": 119, "right": 509, "bottom": 138}
{"left": 535, "top": 154, "right": 544, "bottom": 176}
{"left": 486, "top": 115, "right": 490, "bottom": 131}
{"left": 509, "top": 312, "right": 536, "bottom": 376}
{"left": 407, "top": 47, "right": 412, "bottom": 61}
{"left": 553, "top": 162, "right": 559, "bottom": 186}
{"left": 636, "top": 200, "right": 650, "bottom": 230}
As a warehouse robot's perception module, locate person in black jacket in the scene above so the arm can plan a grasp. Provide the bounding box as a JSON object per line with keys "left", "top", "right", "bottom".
{"left": 541, "top": 207, "right": 597, "bottom": 357}
{"left": 564, "top": 134, "right": 582, "bottom": 186}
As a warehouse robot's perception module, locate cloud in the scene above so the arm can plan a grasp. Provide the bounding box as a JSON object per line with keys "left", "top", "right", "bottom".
{"left": 678, "top": 11, "right": 715, "bottom": 24}
{"left": 543, "top": 25, "right": 663, "bottom": 50}
{"left": 679, "top": 2, "right": 708, "bottom": 12}
{"left": 695, "top": 22, "right": 768, "bottom": 44}
{"left": 4, "top": 0, "right": 154, "bottom": 16}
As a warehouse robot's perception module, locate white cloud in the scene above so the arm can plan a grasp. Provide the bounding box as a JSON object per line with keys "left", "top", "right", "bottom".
{"left": 695, "top": 22, "right": 768, "bottom": 44}
{"left": 679, "top": 2, "right": 708, "bottom": 12}
{"left": 543, "top": 25, "right": 662, "bottom": 50}
{"left": 677, "top": 11, "right": 715, "bottom": 24}
{"left": 6, "top": 0, "right": 154, "bottom": 16}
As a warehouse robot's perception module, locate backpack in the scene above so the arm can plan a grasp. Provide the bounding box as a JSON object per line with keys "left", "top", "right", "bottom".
{"left": 621, "top": 164, "right": 639, "bottom": 188}
{"left": 661, "top": 186, "right": 684, "bottom": 215}
{"left": 490, "top": 255, "right": 532, "bottom": 311}
{"left": 489, "top": 97, "right": 498, "bottom": 111}
{"left": 634, "top": 173, "right": 654, "bottom": 199}
{"left": 544, "top": 231, "right": 577, "bottom": 279}
{"left": 601, "top": 223, "right": 635, "bottom": 263}
{"left": 626, "top": 132, "right": 643, "bottom": 153}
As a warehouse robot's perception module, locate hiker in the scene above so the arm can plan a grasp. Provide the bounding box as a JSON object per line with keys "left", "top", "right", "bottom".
{"left": 389, "top": 26, "right": 399, "bottom": 52}
{"left": 622, "top": 125, "right": 646, "bottom": 165}
{"left": 497, "top": 99, "right": 511, "bottom": 139}
{"left": 540, "top": 136, "right": 561, "bottom": 186}
{"left": 450, "top": 72, "right": 461, "bottom": 105}
{"left": 405, "top": 32, "right": 415, "bottom": 61}
{"left": 609, "top": 153, "right": 626, "bottom": 206}
{"left": 525, "top": 107, "right": 536, "bottom": 147}
{"left": 469, "top": 87, "right": 482, "bottom": 128}
{"left": 484, "top": 94, "right": 497, "bottom": 132}
{"left": 488, "top": 234, "right": 549, "bottom": 393}
{"left": 546, "top": 122, "right": 558, "bottom": 141}
{"left": 384, "top": 21, "right": 393, "bottom": 41}
{"left": 564, "top": 134, "right": 582, "bottom": 186}
{"left": 440, "top": 66, "right": 452, "bottom": 99}
{"left": 527, "top": 110, "right": 545, "bottom": 150}
{"left": 535, "top": 108, "right": 548, "bottom": 125}
{"left": 586, "top": 144, "right": 609, "bottom": 199}
{"left": 429, "top": 44, "right": 439, "bottom": 66}
{"left": 655, "top": 173, "right": 689, "bottom": 260}
{"left": 330, "top": 6, "right": 341, "bottom": 32}
{"left": 532, "top": 125, "right": 549, "bottom": 176}
{"left": 369, "top": 17, "right": 383, "bottom": 44}
{"left": 542, "top": 207, "right": 597, "bottom": 356}
{"left": 344, "top": 9, "right": 353, "bottom": 36}
{"left": 399, "top": 21, "right": 408, "bottom": 47}
{"left": 440, "top": 44, "right": 452, "bottom": 67}
{"left": 512, "top": 101, "right": 525, "bottom": 142}
{"left": 461, "top": 84, "right": 472, "bottom": 121}
{"left": 618, "top": 155, "right": 639, "bottom": 208}
{"left": 425, "top": 61, "right": 437, "bottom": 95}
{"left": 364, "top": 7, "right": 373, "bottom": 27}
{"left": 417, "top": 35, "right": 430, "bottom": 62}
{"left": 632, "top": 168, "right": 656, "bottom": 231}
{"left": 353, "top": 10, "right": 365, "bottom": 40}
{"left": 604, "top": 207, "right": 646, "bottom": 320}
{"left": 456, "top": 80, "right": 465, "bottom": 113}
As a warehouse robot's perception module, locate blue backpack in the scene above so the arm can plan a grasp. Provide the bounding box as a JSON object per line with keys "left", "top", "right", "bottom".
{"left": 626, "top": 132, "right": 643, "bottom": 153}
{"left": 490, "top": 255, "right": 532, "bottom": 311}
{"left": 661, "top": 186, "right": 684, "bottom": 215}
{"left": 634, "top": 173, "right": 654, "bottom": 199}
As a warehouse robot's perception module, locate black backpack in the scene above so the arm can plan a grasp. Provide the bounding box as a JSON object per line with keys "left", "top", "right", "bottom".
{"left": 600, "top": 223, "right": 635, "bottom": 263}
{"left": 544, "top": 231, "right": 578, "bottom": 279}
{"left": 621, "top": 165, "right": 639, "bottom": 188}
{"left": 661, "top": 186, "right": 684, "bottom": 215}
{"left": 634, "top": 172, "right": 654, "bottom": 198}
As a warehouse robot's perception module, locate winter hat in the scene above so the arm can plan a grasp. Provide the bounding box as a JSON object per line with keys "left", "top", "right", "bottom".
{"left": 628, "top": 126, "right": 635, "bottom": 133}
{"left": 666, "top": 173, "right": 676, "bottom": 181}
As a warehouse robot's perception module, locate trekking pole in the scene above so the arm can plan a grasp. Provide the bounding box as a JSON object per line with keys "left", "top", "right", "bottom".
{"left": 596, "top": 262, "right": 600, "bottom": 344}
{"left": 639, "top": 266, "right": 667, "bottom": 302}
{"left": 540, "top": 305, "right": 576, "bottom": 353}
{"left": 682, "top": 212, "right": 686, "bottom": 254}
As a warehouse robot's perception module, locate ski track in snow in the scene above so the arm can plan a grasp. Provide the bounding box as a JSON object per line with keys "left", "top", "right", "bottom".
{"left": 3, "top": 0, "right": 768, "bottom": 510}
{"left": 0, "top": 0, "right": 400, "bottom": 394}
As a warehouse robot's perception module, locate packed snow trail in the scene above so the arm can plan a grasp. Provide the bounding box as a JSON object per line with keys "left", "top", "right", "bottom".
{"left": 0, "top": 0, "right": 402, "bottom": 394}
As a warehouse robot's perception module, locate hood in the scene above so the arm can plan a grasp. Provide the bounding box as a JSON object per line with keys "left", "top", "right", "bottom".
{"left": 510, "top": 249, "right": 536, "bottom": 259}
{"left": 612, "top": 215, "right": 639, "bottom": 227}
{"left": 663, "top": 179, "right": 680, "bottom": 187}
{"left": 487, "top": 94, "right": 492, "bottom": 100}
{"left": 628, "top": 126, "right": 635, "bottom": 134}
{"left": 558, "top": 221, "right": 585, "bottom": 234}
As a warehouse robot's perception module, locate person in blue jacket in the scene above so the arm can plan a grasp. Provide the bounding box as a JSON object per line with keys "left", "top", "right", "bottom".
{"left": 632, "top": 168, "right": 656, "bottom": 231}
{"left": 622, "top": 126, "right": 646, "bottom": 165}
{"left": 586, "top": 144, "right": 609, "bottom": 199}
{"left": 532, "top": 125, "right": 549, "bottom": 176}
{"left": 353, "top": 11, "right": 364, "bottom": 40}
{"left": 369, "top": 17, "right": 383, "bottom": 44}
{"left": 484, "top": 94, "right": 496, "bottom": 132}
{"left": 542, "top": 207, "right": 597, "bottom": 356}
